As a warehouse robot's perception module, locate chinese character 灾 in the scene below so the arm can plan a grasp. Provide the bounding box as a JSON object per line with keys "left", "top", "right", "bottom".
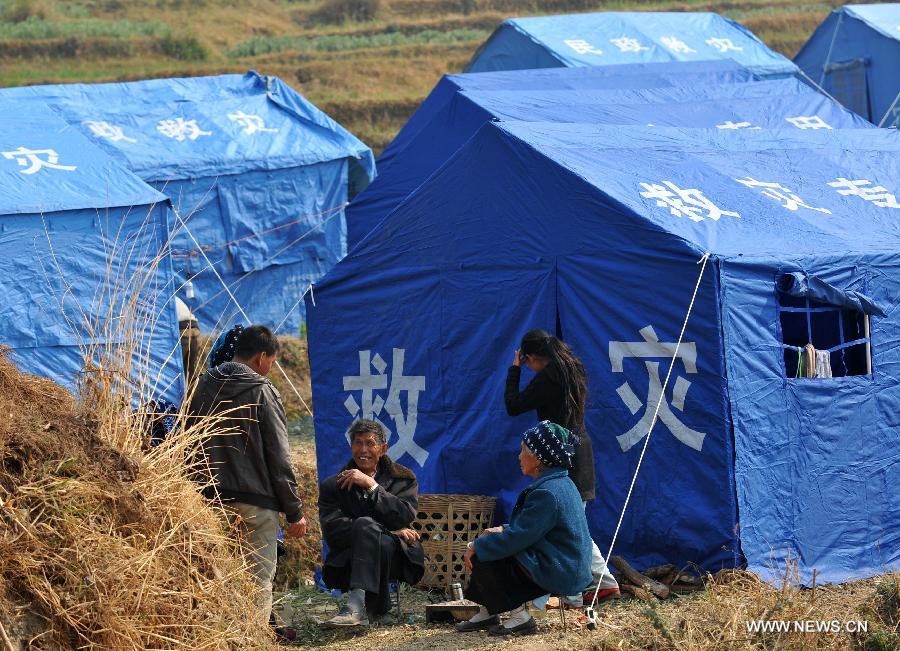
{"left": 1, "top": 147, "right": 77, "bottom": 175}
{"left": 705, "top": 37, "right": 743, "bottom": 52}
{"left": 609, "top": 325, "right": 706, "bottom": 452}
{"left": 227, "top": 111, "right": 278, "bottom": 135}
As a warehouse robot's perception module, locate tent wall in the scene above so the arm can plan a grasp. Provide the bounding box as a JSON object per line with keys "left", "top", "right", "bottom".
{"left": 161, "top": 159, "right": 349, "bottom": 333}
{"left": 466, "top": 23, "right": 568, "bottom": 73}
{"left": 794, "top": 8, "right": 900, "bottom": 126}
{"left": 720, "top": 254, "right": 900, "bottom": 583}
{"left": 309, "top": 126, "right": 740, "bottom": 571}
{"left": 0, "top": 204, "right": 185, "bottom": 402}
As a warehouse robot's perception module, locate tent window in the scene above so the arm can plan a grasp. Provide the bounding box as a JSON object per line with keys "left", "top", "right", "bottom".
{"left": 778, "top": 294, "right": 872, "bottom": 378}
{"left": 824, "top": 58, "right": 869, "bottom": 119}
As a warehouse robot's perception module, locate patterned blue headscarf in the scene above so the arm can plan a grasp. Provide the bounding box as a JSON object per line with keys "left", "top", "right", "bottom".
{"left": 522, "top": 420, "right": 576, "bottom": 469}
{"left": 207, "top": 324, "right": 244, "bottom": 368}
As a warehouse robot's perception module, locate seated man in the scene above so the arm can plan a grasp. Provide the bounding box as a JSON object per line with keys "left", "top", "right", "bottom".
{"left": 319, "top": 419, "right": 425, "bottom": 627}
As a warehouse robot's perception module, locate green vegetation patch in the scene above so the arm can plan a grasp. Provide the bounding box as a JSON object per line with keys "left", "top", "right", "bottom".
{"left": 0, "top": 16, "right": 171, "bottom": 40}
{"left": 228, "top": 27, "right": 488, "bottom": 58}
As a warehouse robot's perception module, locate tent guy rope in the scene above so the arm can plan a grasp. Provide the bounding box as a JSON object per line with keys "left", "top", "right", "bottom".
{"left": 172, "top": 208, "right": 313, "bottom": 416}
{"left": 588, "top": 251, "right": 711, "bottom": 612}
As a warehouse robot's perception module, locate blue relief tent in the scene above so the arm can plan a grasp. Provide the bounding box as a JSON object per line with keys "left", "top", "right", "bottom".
{"left": 307, "top": 122, "right": 900, "bottom": 584}
{"left": 0, "top": 101, "right": 184, "bottom": 402}
{"left": 466, "top": 12, "right": 799, "bottom": 79}
{"left": 794, "top": 4, "right": 900, "bottom": 127}
{"left": 349, "top": 60, "right": 758, "bottom": 248}
{"left": 1, "top": 72, "right": 376, "bottom": 334}
{"left": 347, "top": 77, "right": 870, "bottom": 250}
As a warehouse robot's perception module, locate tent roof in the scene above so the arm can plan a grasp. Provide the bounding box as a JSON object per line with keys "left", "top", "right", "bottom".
{"left": 351, "top": 123, "right": 900, "bottom": 267}
{"left": 379, "top": 59, "right": 757, "bottom": 175}
{"left": 0, "top": 71, "right": 375, "bottom": 183}
{"left": 842, "top": 3, "right": 900, "bottom": 40}
{"left": 0, "top": 102, "right": 166, "bottom": 215}
{"left": 475, "top": 12, "right": 798, "bottom": 78}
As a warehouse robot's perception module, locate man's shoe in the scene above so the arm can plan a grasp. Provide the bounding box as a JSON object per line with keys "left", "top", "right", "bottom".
{"left": 320, "top": 606, "right": 369, "bottom": 628}
{"left": 454, "top": 615, "right": 500, "bottom": 632}
{"left": 583, "top": 588, "right": 621, "bottom": 605}
{"left": 488, "top": 616, "right": 537, "bottom": 636}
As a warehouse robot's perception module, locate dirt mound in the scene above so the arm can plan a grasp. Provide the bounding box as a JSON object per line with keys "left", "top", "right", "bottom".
{"left": 0, "top": 349, "right": 273, "bottom": 649}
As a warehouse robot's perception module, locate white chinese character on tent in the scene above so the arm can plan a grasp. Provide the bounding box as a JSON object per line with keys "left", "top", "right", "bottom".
{"left": 828, "top": 178, "right": 900, "bottom": 209}
{"left": 609, "top": 325, "right": 706, "bottom": 452}
{"left": 705, "top": 37, "right": 743, "bottom": 52}
{"left": 660, "top": 36, "right": 696, "bottom": 54}
{"left": 564, "top": 38, "right": 603, "bottom": 55}
{"left": 227, "top": 111, "right": 279, "bottom": 135}
{"left": 343, "top": 348, "right": 428, "bottom": 466}
{"left": 640, "top": 181, "right": 740, "bottom": 222}
{"left": 716, "top": 121, "right": 761, "bottom": 130}
{"left": 1, "top": 147, "right": 76, "bottom": 175}
{"left": 610, "top": 36, "right": 649, "bottom": 52}
{"left": 84, "top": 120, "right": 137, "bottom": 143}
{"left": 156, "top": 117, "right": 212, "bottom": 141}
{"left": 785, "top": 115, "right": 832, "bottom": 130}
{"left": 735, "top": 177, "right": 832, "bottom": 214}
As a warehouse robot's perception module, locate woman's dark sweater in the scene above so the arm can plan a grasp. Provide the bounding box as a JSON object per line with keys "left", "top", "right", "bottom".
{"left": 504, "top": 366, "right": 596, "bottom": 501}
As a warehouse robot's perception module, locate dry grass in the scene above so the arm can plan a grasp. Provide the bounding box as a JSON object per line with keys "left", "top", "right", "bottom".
{"left": 0, "top": 208, "right": 277, "bottom": 648}
{"left": 0, "top": 0, "right": 840, "bottom": 155}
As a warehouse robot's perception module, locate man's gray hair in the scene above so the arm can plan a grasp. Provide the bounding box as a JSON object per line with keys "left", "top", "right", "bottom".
{"left": 347, "top": 418, "right": 386, "bottom": 445}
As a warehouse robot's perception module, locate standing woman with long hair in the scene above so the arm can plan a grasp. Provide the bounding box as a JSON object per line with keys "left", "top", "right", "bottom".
{"left": 505, "top": 329, "right": 619, "bottom": 606}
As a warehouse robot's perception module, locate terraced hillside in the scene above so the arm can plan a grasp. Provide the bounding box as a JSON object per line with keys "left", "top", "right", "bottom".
{"left": 0, "top": 0, "right": 842, "bottom": 153}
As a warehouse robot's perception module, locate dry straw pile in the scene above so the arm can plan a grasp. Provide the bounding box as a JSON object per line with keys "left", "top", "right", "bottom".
{"left": 0, "top": 210, "right": 275, "bottom": 649}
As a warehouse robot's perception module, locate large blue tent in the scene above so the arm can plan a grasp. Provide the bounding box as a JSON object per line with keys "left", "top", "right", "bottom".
{"left": 466, "top": 12, "right": 799, "bottom": 79}
{"left": 308, "top": 122, "right": 900, "bottom": 583}
{"left": 0, "top": 102, "right": 184, "bottom": 402}
{"left": 348, "top": 77, "right": 870, "bottom": 250}
{"left": 351, "top": 60, "right": 758, "bottom": 248}
{"left": 1, "top": 72, "right": 376, "bottom": 334}
{"left": 794, "top": 4, "right": 900, "bottom": 127}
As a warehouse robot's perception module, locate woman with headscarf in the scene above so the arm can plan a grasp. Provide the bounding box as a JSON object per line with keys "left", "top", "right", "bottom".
{"left": 455, "top": 421, "right": 592, "bottom": 636}
{"left": 505, "top": 329, "right": 620, "bottom": 606}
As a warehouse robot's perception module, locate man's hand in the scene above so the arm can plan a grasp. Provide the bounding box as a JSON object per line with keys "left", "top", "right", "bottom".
{"left": 392, "top": 528, "right": 420, "bottom": 544}
{"left": 337, "top": 468, "right": 377, "bottom": 491}
{"left": 481, "top": 525, "right": 504, "bottom": 536}
{"left": 284, "top": 517, "right": 307, "bottom": 539}
{"left": 512, "top": 349, "right": 521, "bottom": 368}
{"left": 463, "top": 544, "right": 476, "bottom": 572}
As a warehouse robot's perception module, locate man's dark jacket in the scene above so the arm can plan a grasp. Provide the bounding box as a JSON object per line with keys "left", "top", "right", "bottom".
{"left": 505, "top": 365, "right": 596, "bottom": 501}
{"left": 319, "top": 455, "right": 424, "bottom": 586}
{"left": 188, "top": 361, "right": 303, "bottom": 522}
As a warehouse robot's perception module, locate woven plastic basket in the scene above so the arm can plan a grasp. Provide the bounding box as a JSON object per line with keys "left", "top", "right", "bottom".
{"left": 412, "top": 494, "right": 496, "bottom": 590}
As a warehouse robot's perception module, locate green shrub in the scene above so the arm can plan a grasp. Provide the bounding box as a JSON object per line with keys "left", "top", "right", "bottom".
{"left": 0, "top": 0, "right": 42, "bottom": 23}
{"left": 157, "top": 33, "right": 208, "bottom": 60}
{"left": 310, "top": 0, "right": 382, "bottom": 25}
{"left": 228, "top": 27, "right": 487, "bottom": 58}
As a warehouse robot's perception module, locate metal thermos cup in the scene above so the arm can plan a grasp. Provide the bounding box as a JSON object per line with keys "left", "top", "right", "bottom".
{"left": 450, "top": 582, "right": 464, "bottom": 600}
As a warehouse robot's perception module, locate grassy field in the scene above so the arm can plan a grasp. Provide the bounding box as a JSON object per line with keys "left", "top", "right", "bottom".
{"left": 0, "top": 0, "right": 842, "bottom": 153}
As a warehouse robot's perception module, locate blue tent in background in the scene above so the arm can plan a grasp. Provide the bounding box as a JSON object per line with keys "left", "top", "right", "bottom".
{"left": 347, "top": 78, "right": 870, "bottom": 250}
{"left": 307, "top": 123, "right": 900, "bottom": 584}
{"left": 1, "top": 72, "right": 376, "bottom": 334}
{"left": 794, "top": 4, "right": 900, "bottom": 127}
{"left": 466, "top": 12, "right": 799, "bottom": 79}
{"left": 0, "top": 102, "right": 184, "bottom": 402}
{"left": 351, "top": 60, "right": 760, "bottom": 248}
